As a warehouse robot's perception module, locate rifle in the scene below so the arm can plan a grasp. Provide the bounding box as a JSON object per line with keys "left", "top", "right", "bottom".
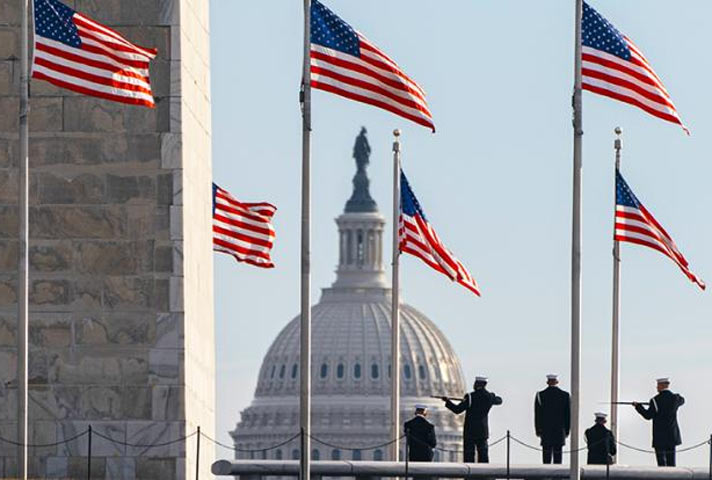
{"left": 430, "top": 395, "right": 464, "bottom": 402}
{"left": 606, "top": 401, "right": 650, "bottom": 406}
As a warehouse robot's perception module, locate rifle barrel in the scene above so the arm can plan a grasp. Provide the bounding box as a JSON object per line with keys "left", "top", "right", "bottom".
{"left": 430, "top": 395, "right": 464, "bottom": 401}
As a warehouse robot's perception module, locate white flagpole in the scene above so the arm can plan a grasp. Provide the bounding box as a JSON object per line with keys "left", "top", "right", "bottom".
{"left": 609, "top": 127, "right": 622, "bottom": 459}
{"left": 570, "top": 1, "right": 583, "bottom": 479}
{"left": 390, "top": 129, "right": 402, "bottom": 463}
{"left": 18, "top": 0, "right": 30, "bottom": 478}
{"left": 299, "top": 1, "right": 312, "bottom": 479}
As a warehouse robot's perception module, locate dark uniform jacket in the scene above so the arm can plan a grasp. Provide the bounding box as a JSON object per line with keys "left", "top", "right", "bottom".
{"left": 534, "top": 386, "right": 571, "bottom": 447}
{"left": 445, "top": 388, "right": 503, "bottom": 440}
{"left": 585, "top": 423, "right": 616, "bottom": 465}
{"left": 635, "top": 389, "right": 685, "bottom": 448}
{"left": 404, "top": 415, "right": 436, "bottom": 461}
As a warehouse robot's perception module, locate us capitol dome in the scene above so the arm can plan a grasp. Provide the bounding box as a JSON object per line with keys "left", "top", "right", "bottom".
{"left": 231, "top": 128, "right": 466, "bottom": 462}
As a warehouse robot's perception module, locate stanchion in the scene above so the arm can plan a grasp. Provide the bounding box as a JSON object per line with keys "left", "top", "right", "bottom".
{"left": 708, "top": 434, "right": 711, "bottom": 480}
{"left": 605, "top": 435, "right": 610, "bottom": 480}
{"left": 87, "top": 425, "right": 92, "bottom": 480}
{"left": 404, "top": 431, "right": 409, "bottom": 480}
{"left": 506, "top": 430, "right": 511, "bottom": 480}
{"left": 196, "top": 426, "right": 201, "bottom": 480}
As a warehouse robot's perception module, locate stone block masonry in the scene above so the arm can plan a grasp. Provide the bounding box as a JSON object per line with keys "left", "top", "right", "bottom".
{"left": 0, "top": 0, "right": 214, "bottom": 478}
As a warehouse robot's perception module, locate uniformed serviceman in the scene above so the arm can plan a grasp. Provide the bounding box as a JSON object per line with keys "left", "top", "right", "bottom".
{"left": 404, "top": 404, "right": 437, "bottom": 462}
{"left": 534, "top": 374, "right": 571, "bottom": 464}
{"left": 585, "top": 412, "right": 616, "bottom": 465}
{"left": 441, "top": 376, "right": 503, "bottom": 463}
{"left": 633, "top": 377, "right": 685, "bottom": 467}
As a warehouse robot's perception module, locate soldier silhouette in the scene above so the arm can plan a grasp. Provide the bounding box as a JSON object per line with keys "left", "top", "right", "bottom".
{"left": 441, "top": 376, "right": 502, "bottom": 463}
{"left": 404, "top": 404, "right": 437, "bottom": 462}
{"left": 585, "top": 412, "right": 616, "bottom": 465}
{"left": 633, "top": 377, "right": 685, "bottom": 467}
{"left": 534, "top": 374, "right": 571, "bottom": 464}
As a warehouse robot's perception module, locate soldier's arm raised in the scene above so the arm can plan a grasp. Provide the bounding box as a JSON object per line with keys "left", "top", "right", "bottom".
{"left": 676, "top": 394, "right": 685, "bottom": 407}
{"left": 492, "top": 392, "right": 503, "bottom": 406}
{"left": 634, "top": 400, "right": 655, "bottom": 420}
{"left": 445, "top": 395, "right": 468, "bottom": 414}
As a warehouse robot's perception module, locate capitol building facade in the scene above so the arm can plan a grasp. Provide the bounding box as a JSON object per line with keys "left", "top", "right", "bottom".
{"left": 231, "top": 129, "right": 466, "bottom": 462}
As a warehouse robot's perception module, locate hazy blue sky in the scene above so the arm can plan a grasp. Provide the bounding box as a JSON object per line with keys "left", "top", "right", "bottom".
{"left": 210, "top": 0, "right": 712, "bottom": 467}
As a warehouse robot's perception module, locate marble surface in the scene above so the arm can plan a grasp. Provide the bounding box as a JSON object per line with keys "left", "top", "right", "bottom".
{"left": 0, "top": 0, "right": 214, "bottom": 477}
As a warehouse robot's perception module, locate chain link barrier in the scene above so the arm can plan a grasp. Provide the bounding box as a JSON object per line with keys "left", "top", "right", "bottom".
{"left": 309, "top": 433, "right": 404, "bottom": 451}
{"left": 509, "top": 433, "right": 711, "bottom": 456}
{"left": 403, "top": 429, "right": 507, "bottom": 456}
{"left": 1, "top": 425, "right": 710, "bottom": 463}
{"left": 509, "top": 433, "right": 604, "bottom": 453}
{"left": 92, "top": 429, "right": 198, "bottom": 449}
{"left": 616, "top": 437, "right": 711, "bottom": 455}
{"left": 0, "top": 428, "right": 89, "bottom": 448}
{"left": 200, "top": 431, "right": 301, "bottom": 453}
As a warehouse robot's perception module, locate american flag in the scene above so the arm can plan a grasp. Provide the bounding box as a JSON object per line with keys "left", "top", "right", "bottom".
{"left": 310, "top": 0, "right": 434, "bottom": 131}
{"left": 213, "top": 184, "right": 277, "bottom": 269}
{"left": 582, "top": 2, "right": 687, "bottom": 133}
{"left": 615, "top": 171, "right": 704, "bottom": 290}
{"left": 32, "top": 0, "right": 157, "bottom": 107}
{"left": 399, "top": 170, "right": 480, "bottom": 296}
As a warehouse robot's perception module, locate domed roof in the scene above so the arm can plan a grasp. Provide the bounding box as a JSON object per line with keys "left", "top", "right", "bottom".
{"left": 256, "top": 292, "right": 465, "bottom": 398}
{"left": 231, "top": 129, "right": 466, "bottom": 460}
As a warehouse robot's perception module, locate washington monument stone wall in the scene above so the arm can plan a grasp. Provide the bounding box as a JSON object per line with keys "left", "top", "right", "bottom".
{"left": 0, "top": 0, "right": 215, "bottom": 478}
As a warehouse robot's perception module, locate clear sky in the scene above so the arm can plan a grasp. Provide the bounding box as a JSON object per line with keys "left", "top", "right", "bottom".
{"left": 210, "top": 0, "right": 712, "bottom": 467}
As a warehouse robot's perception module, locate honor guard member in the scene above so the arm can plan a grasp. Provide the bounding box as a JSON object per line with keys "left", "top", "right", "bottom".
{"left": 633, "top": 377, "right": 685, "bottom": 467}
{"left": 441, "top": 376, "right": 502, "bottom": 463}
{"left": 585, "top": 412, "right": 616, "bottom": 465}
{"left": 534, "top": 374, "right": 571, "bottom": 464}
{"left": 404, "top": 404, "right": 437, "bottom": 462}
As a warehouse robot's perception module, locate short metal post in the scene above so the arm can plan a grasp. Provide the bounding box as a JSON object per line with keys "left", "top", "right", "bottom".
{"left": 87, "top": 425, "right": 92, "bottom": 480}
{"left": 605, "top": 435, "right": 610, "bottom": 480}
{"left": 506, "top": 430, "right": 511, "bottom": 480}
{"left": 404, "top": 431, "right": 409, "bottom": 480}
{"left": 196, "top": 426, "right": 201, "bottom": 480}
{"left": 708, "top": 434, "right": 711, "bottom": 480}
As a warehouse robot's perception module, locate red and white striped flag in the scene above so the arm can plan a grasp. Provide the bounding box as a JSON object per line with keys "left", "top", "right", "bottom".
{"left": 32, "top": 0, "right": 157, "bottom": 107}
{"left": 213, "top": 184, "right": 277, "bottom": 269}
{"left": 615, "top": 171, "right": 704, "bottom": 290}
{"left": 310, "top": 0, "right": 434, "bottom": 131}
{"left": 582, "top": 2, "right": 687, "bottom": 133}
{"left": 399, "top": 170, "right": 480, "bottom": 296}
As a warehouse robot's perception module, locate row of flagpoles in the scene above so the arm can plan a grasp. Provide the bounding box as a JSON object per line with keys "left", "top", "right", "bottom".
{"left": 296, "top": 2, "right": 705, "bottom": 480}
{"left": 14, "top": 0, "right": 706, "bottom": 479}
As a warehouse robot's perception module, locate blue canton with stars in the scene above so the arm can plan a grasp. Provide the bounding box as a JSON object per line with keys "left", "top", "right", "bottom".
{"left": 34, "top": 0, "right": 81, "bottom": 48}
{"left": 212, "top": 183, "right": 219, "bottom": 216}
{"left": 582, "top": 2, "right": 630, "bottom": 60}
{"left": 400, "top": 171, "right": 428, "bottom": 221}
{"left": 616, "top": 170, "right": 642, "bottom": 209}
{"left": 310, "top": 0, "right": 360, "bottom": 57}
